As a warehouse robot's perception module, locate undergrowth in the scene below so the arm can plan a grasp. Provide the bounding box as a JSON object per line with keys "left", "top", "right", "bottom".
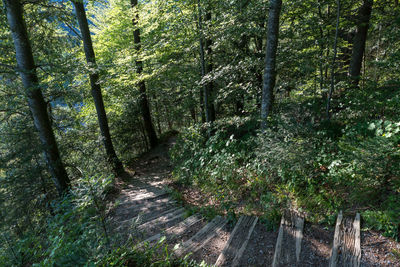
{"left": 171, "top": 93, "right": 400, "bottom": 240}
{"left": 0, "top": 174, "right": 208, "bottom": 266}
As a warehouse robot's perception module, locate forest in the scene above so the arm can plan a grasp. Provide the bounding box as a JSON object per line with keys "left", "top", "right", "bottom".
{"left": 0, "top": 0, "right": 399, "bottom": 266}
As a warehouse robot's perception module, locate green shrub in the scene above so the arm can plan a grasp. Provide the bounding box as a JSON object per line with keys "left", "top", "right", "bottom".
{"left": 171, "top": 112, "right": 400, "bottom": 239}
{"left": 1, "top": 174, "right": 209, "bottom": 266}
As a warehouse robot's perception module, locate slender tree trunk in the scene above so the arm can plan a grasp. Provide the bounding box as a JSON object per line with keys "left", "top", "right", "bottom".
{"left": 260, "top": 0, "right": 282, "bottom": 129}
{"left": 131, "top": 0, "right": 158, "bottom": 148}
{"left": 190, "top": 106, "right": 196, "bottom": 122}
{"left": 374, "top": 23, "right": 381, "bottom": 83}
{"left": 199, "top": 86, "right": 205, "bottom": 123}
{"left": 326, "top": 0, "right": 340, "bottom": 120}
{"left": 154, "top": 97, "right": 162, "bottom": 135}
{"left": 317, "top": 2, "right": 325, "bottom": 92}
{"left": 205, "top": 10, "right": 216, "bottom": 122}
{"left": 139, "top": 121, "right": 149, "bottom": 151}
{"left": 163, "top": 103, "right": 173, "bottom": 130}
{"left": 197, "top": 0, "right": 215, "bottom": 123}
{"left": 72, "top": 0, "right": 123, "bottom": 174}
{"left": 324, "top": 5, "right": 331, "bottom": 81}
{"left": 4, "top": 0, "right": 70, "bottom": 195}
{"left": 235, "top": 0, "right": 249, "bottom": 115}
{"left": 198, "top": 0, "right": 209, "bottom": 122}
{"left": 254, "top": 19, "right": 264, "bottom": 109}
{"left": 195, "top": 2, "right": 205, "bottom": 124}
{"left": 348, "top": 0, "right": 373, "bottom": 88}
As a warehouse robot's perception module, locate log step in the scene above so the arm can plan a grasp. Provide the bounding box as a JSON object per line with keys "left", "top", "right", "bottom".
{"left": 137, "top": 214, "right": 203, "bottom": 247}
{"left": 119, "top": 191, "right": 168, "bottom": 202}
{"left": 109, "top": 199, "right": 177, "bottom": 226}
{"left": 329, "top": 211, "right": 361, "bottom": 267}
{"left": 138, "top": 207, "right": 185, "bottom": 232}
{"left": 215, "top": 216, "right": 258, "bottom": 267}
{"left": 117, "top": 207, "right": 181, "bottom": 232}
{"left": 272, "top": 211, "right": 305, "bottom": 267}
{"left": 113, "top": 198, "right": 176, "bottom": 218}
{"left": 174, "top": 216, "right": 227, "bottom": 257}
{"left": 117, "top": 192, "right": 170, "bottom": 207}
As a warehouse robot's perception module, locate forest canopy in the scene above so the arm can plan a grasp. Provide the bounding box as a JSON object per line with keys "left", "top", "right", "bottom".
{"left": 0, "top": 0, "right": 399, "bottom": 265}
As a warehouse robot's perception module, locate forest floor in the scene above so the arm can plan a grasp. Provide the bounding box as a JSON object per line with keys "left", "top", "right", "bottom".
{"left": 110, "top": 136, "right": 400, "bottom": 266}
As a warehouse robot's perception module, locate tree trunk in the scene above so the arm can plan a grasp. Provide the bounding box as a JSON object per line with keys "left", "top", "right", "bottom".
{"left": 205, "top": 10, "right": 216, "bottom": 122}
{"left": 199, "top": 86, "right": 205, "bottom": 123}
{"left": 348, "top": 0, "right": 373, "bottom": 88}
{"left": 154, "top": 96, "right": 162, "bottom": 135}
{"left": 324, "top": 5, "right": 331, "bottom": 82}
{"left": 260, "top": 0, "right": 282, "bottom": 129}
{"left": 197, "top": 0, "right": 215, "bottom": 123}
{"left": 190, "top": 106, "right": 196, "bottom": 122}
{"left": 4, "top": 0, "right": 70, "bottom": 195}
{"left": 235, "top": 0, "right": 250, "bottom": 116}
{"left": 72, "top": 0, "right": 123, "bottom": 174}
{"left": 326, "top": 0, "right": 341, "bottom": 120}
{"left": 131, "top": 0, "right": 158, "bottom": 148}
{"left": 317, "top": 1, "right": 325, "bottom": 92}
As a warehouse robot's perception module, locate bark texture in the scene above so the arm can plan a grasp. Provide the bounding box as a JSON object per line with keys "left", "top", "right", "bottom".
{"left": 131, "top": 0, "right": 158, "bottom": 148}
{"left": 72, "top": 0, "right": 123, "bottom": 174}
{"left": 348, "top": 0, "right": 373, "bottom": 87}
{"left": 261, "top": 0, "right": 282, "bottom": 129}
{"left": 4, "top": 0, "right": 70, "bottom": 195}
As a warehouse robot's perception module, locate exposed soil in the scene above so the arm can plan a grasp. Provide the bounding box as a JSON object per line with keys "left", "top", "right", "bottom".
{"left": 299, "top": 223, "right": 333, "bottom": 266}
{"left": 190, "top": 224, "right": 231, "bottom": 265}
{"left": 238, "top": 222, "right": 278, "bottom": 266}
{"left": 361, "top": 230, "right": 400, "bottom": 266}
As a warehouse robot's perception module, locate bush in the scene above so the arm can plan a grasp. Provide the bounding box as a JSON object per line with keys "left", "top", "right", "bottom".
{"left": 1, "top": 174, "right": 209, "bottom": 266}
{"left": 171, "top": 111, "right": 400, "bottom": 239}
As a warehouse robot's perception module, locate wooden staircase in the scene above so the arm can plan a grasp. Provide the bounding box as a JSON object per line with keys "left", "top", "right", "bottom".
{"left": 108, "top": 184, "right": 362, "bottom": 266}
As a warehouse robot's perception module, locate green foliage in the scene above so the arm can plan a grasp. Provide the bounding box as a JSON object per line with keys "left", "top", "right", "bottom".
{"left": 172, "top": 95, "right": 400, "bottom": 238}
{"left": 1, "top": 0, "right": 400, "bottom": 264}
{"left": 97, "top": 238, "right": 209, "bottom": 267}
{"left": 171, "top": 117, "right": 258, "bottom": 201}
{"left": 362, "top": 209, "right": 400, "bottom": 240}
{"left": 0, "top": 174, "right": 208, "bottom": 266}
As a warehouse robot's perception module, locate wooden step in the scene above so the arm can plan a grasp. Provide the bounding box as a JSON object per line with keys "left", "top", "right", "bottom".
{"left": 137, "top": 214, "right": 203, "bottom": 247}
{"left": 117, "top": 206, "right": 181, "bottom": 232}
{"left": 272, "top": 211, "right": 305, "bottom": 267}
{"left": 215, "top": 216, "right": 258, "bottom": 267}
{"left": 109, "top": 199, "right": 176, "bottom": 226}
{"left": 113, "top": 198, "right": 176, "bottom": 217}
{"left": 329, "top": 212, "right": 361, "bottom": 267}
{"left": 113, "top": 193, "right": 171, "bottom": 216}
{"left": 119, "top": 190, "right": 168, "bottom": 202}
{"left": 174, "top": 216, "right": 227, "bottom": 257}
{"left": 138, "top": 207, "right": 185, "bottom": 232}
{"left": 125, "top": 183, "right": 164, "bottom": 191}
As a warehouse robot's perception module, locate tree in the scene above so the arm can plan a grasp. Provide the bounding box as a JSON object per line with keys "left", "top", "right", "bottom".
{"left": 326, "top": 0, "right": 341, "bottom": 120}
{"left": 197, "top": 0, "right": 213, "bottom": 123}
{"left": 131, "top": 0, "right": 158, "bottom": 148}
{"left": 204, "top": 8, "right": 216, "bottom": 122}
{"left": 71, "top": 0, "right": 123, "bottom": 174}
{"left": 3, "top": 0, "right": 70, "bottom": 195}
{"left": 260, "top": 0, "right": 282, "bottom": 129}
{"left": 348, "top": 0, "right": 373, "bottom": 87}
